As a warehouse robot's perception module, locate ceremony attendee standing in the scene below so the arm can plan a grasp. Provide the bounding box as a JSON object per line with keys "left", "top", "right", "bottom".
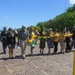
{"left": 59, "top": 29, "right": 66, "bottom": 54}
{"left": 19, "top": 25, "right": 29, "bottom": 59}
{"left": 29, "top": 28, "right": 36, "bottom": 55}
{"left": 53, "top": 29, "right": 59, "bottom": 54}
{"left": 1, "top": 27, "right": 7, "bottom": 54}
{"left": 65, "top": 29, "right": 71, "bottom": 52}
{"left": 7, "top": 28, "right": 16, "bottom": 58}
{"left": 70, "top": 26, "right": 75, "bottom": 51}
{"left": 47, "top": 28, "right": 54, "bottom": 54}
{"left": 39, "top": 27, "right": 46, "bottom": 54}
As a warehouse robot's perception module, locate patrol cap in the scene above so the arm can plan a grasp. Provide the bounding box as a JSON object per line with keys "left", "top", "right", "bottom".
{"left": 8, "top": 28, "right": 12, "bottom": 31}
{"left": 22, "top": 25, "right": 26, "bottom": 28}
{"left": 3, "top": 26, "right": 6, "bottom": 29}
{"left": 3, "top": 26, "right": 6, "bottom": 31}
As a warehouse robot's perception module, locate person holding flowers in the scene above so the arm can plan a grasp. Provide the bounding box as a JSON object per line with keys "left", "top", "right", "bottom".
{"left": 39, "top": 26, "right": 46, "bottom": 54}
{"left": 53, "top": 29, "right": 59, "bottom": 54}
{"left": 59, "top": 29, "right": 66, "bottom": 54}
{"left": 29, "top": 28, "right": 36, "bottom": 55}
{"left": 47, "top": 28, "right": 54, "bottom": 54}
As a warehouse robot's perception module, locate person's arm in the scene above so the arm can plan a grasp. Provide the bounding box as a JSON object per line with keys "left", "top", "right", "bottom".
{"left": 0, "top": 31, "right": 3, "bottom": 42}
{"left": 27, "top": 31, "right": 29, "bottom": 41}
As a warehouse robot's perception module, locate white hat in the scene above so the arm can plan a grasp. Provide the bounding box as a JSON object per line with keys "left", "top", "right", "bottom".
{"left": 49, "top": 28, "right": 52, "bottom": 31}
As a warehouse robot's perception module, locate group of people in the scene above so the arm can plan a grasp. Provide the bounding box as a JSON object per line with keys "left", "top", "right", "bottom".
{"left": 38, "top": 26, "right": 75, "bottom": 55}
{"left": 0, "top": 26, "right": 29, "bottom": 59}
{"left": 0, "top": 25, "right": 75, "bottom": 59}
{"left": 1, "top": 27, "right": 16, "bottom": 58}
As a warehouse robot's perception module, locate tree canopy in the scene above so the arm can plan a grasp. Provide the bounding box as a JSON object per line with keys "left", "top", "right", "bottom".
{"left": 22, "top": 4, "right": 75, "bottom": 32}
{"left": 33, "top": 4, "right": 75, "bottom": 31}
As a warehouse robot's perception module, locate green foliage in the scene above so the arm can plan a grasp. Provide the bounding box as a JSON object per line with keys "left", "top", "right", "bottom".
{"left": 16, "top": 28, "right": 21, "bottom": 31}
{"left": 36, "top": 22, "right": 47, "bottom": 28}
{"left": 27, "top": 4, "right": 75, "bottom": 31}
{"left": 34, "top": 26, "right": 41, "bottom": 32}
{"left": 49, "top": 12, "right": 75, "bottom": 30}
{"left": 27, "top": 25, "right": 35, "bottom": 31}
{"left": 67, "top": 4, "right": 75, "bottom": 12}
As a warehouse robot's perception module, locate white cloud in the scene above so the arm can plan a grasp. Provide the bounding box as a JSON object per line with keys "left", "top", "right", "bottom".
{"left": 70, "top": 0, "right": 75, "bottom": 4}
{"left": 4, "top": 16, "right": 8, "bottom": 19}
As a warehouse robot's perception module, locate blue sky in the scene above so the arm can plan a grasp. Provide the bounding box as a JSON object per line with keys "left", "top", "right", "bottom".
{"left": 0, "top": 0, "right": 74, "bottom": 29}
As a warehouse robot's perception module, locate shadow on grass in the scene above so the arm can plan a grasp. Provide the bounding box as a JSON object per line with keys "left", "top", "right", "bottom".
{"left": 0, "top": 51, "right": 71, "bottom": 60}
{"left": 0, "top": 55, "right": 22, "bottom": 60}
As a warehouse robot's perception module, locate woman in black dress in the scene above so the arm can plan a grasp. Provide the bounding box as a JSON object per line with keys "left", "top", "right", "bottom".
{"left": 47, "top": 28, "right": 54, "bottom": 54}
{"left": 7, "top": 28, "right": 16, "bottom": 58}
{"left": 39, "top": 27, "right": 46, "bottom": 54}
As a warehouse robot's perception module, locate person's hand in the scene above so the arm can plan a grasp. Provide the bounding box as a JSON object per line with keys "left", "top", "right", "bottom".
{"left": 15, "top": 30, "right": 18, "bottom": 34}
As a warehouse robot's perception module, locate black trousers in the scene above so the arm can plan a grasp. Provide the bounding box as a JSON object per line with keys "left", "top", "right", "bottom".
{"left": 53, "top": 42, "right": 58, "bottom": 52}
{"left": 65, "top": 37, "right": 71, "bottom": 51}
{"left": 70, "top": 39, "right": 75, "bottom": 49}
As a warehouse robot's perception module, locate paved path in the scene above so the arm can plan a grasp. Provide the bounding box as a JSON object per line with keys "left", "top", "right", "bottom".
{"left": 0, "top": 41, "right": 74, "bottom": 75}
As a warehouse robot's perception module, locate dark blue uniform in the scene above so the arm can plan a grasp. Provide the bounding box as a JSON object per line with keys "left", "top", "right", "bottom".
{"left": 1, "top": 31, "right": 7, "bottom": 54}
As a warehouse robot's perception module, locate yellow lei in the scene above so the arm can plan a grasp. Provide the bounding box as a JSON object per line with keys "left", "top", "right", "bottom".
{"left": 53, "top": 32, "right": 59, "bottom": 42}
{"left": 29, "top": 32, "right": 35, "bottom": 43}
{"left": 59, "top": 33, "right": 65, "bottom": 40}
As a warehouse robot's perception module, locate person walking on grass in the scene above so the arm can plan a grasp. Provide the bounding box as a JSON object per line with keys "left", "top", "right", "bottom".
{"left": 59, "top": 29, "right": 66, "bottom": 54}
{"left": 7, "top": 28, "right": 16, "bottom": 58}
{"left": 47, "top": 28, "right": 54, "bottom": 54}
{"left": 1, "top": 27, "right": 7, "bottom": 54}
{"left": 19, "top": 25, "right": 29, "bottom": 59}
{"left": 53, "top": 29, "right": 59, "bottom": 54}
{"left": 39, "top": 27, "right": 46, "bottom": 54}
{"left": 29, "top": 28, "right": 36, "bottom": 55}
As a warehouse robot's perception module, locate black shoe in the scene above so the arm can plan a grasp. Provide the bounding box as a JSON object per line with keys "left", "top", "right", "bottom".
{"left": 65, "top": 50, "right": 69, "bottom": 53}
